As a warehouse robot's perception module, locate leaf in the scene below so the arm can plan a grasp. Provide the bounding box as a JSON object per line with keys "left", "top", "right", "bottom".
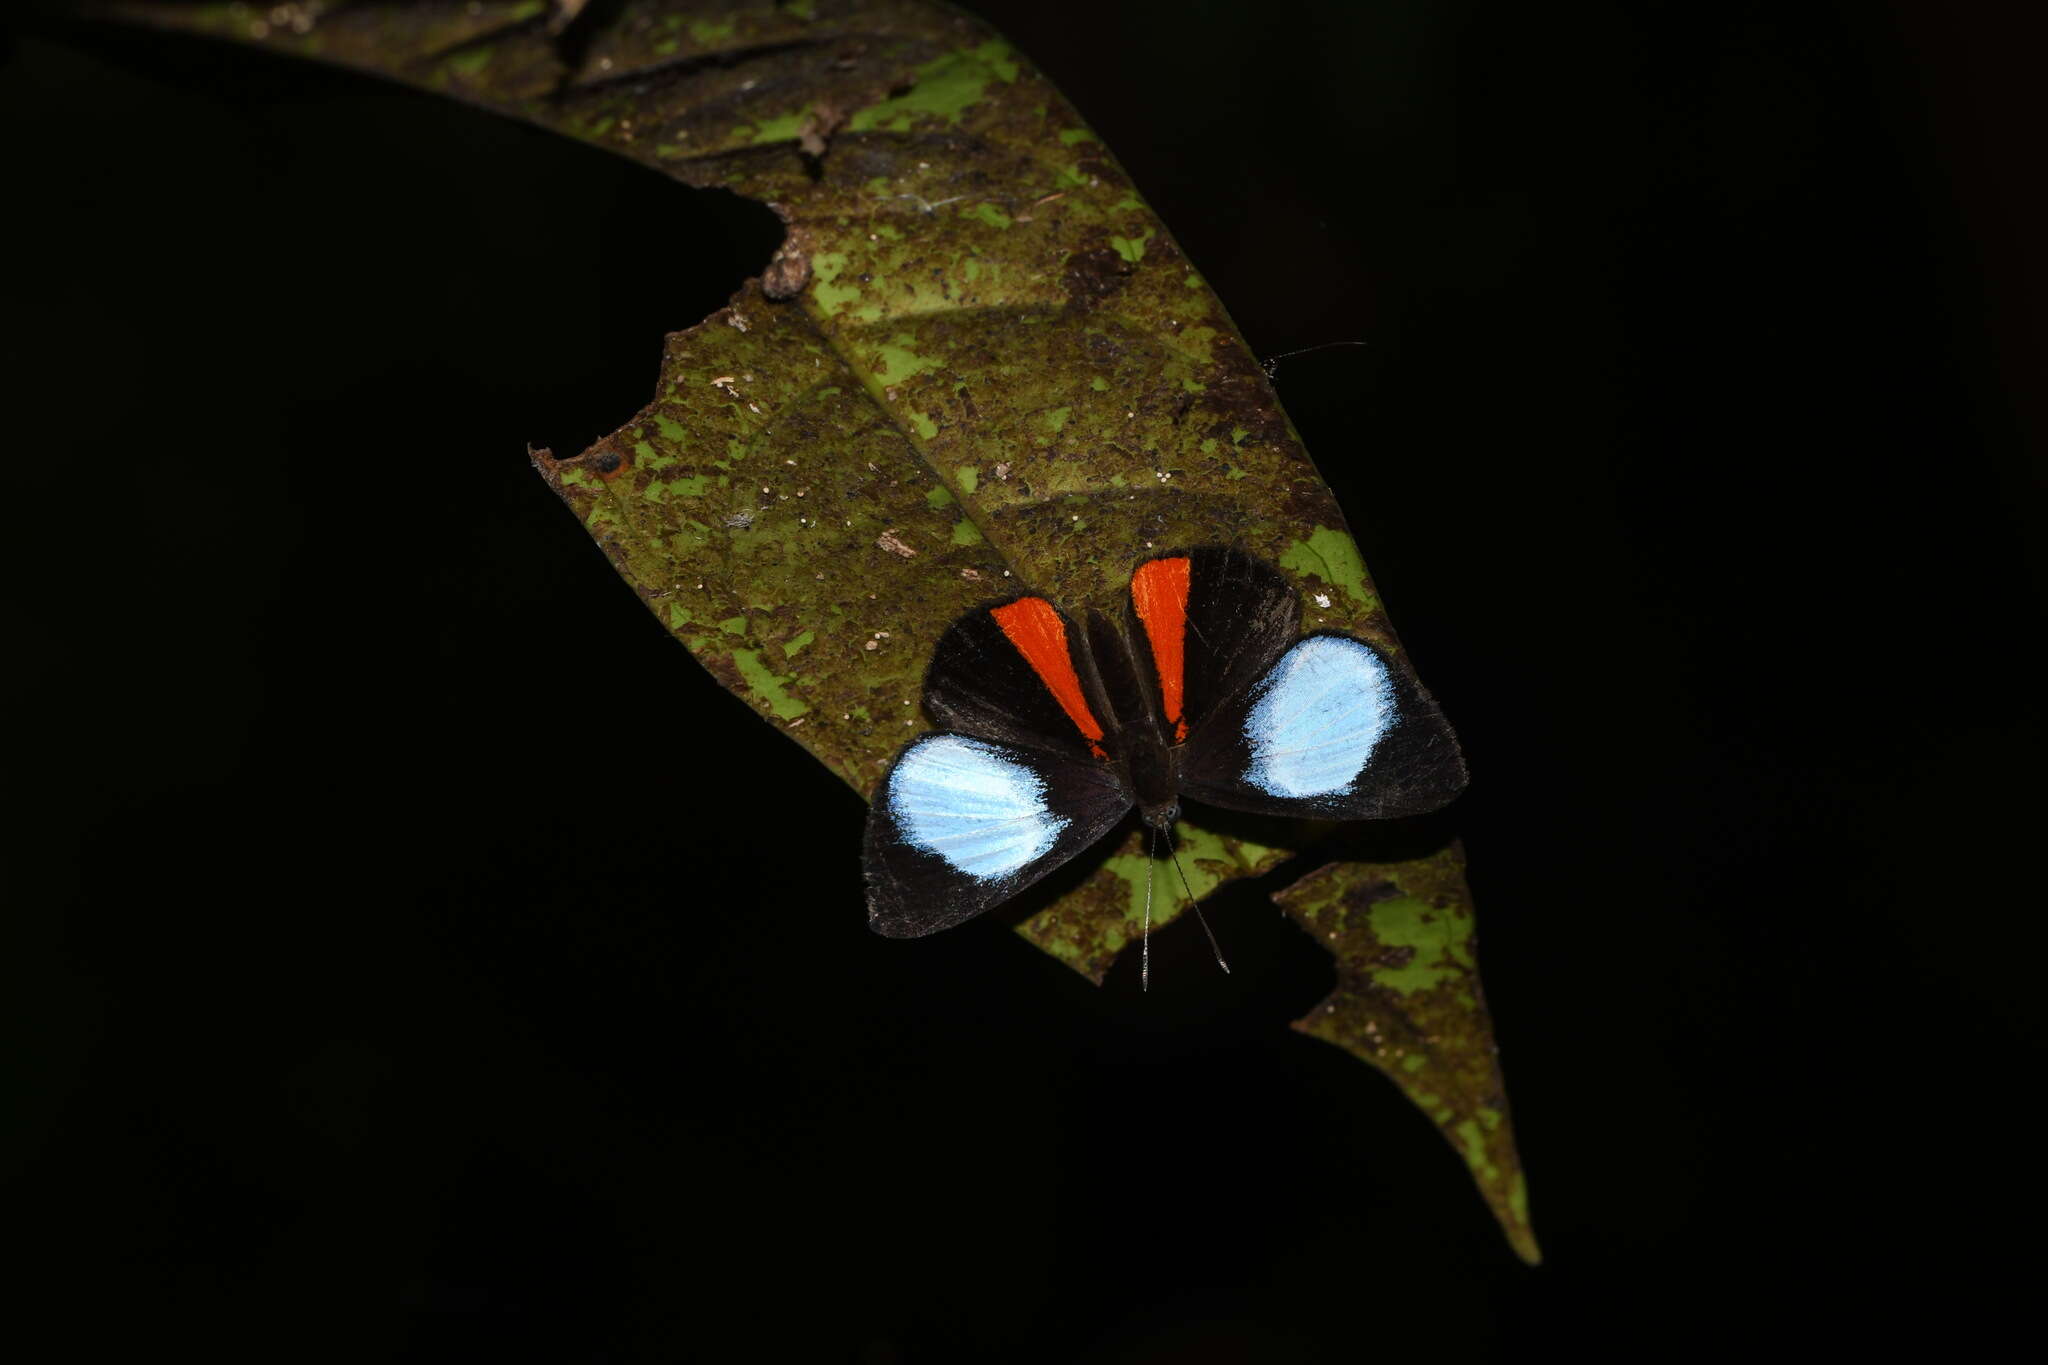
{"left": 119, "top": 0, "right": 1411, "bottom": 975}
{"left": 116, "top": 0, "right": 1538, "bottom": 1257}
{"left": 1273, "top": 845, "right": 1541, "bottom": 1264}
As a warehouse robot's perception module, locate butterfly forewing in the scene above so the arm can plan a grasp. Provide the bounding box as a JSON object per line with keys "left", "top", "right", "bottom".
{"left": 922, "top": 595, "right": 1113, "bottom": 762}
{"left": 1127, "top": 547, "right": 1302, "bottom": 743}
{"left": 864, "top": 732, "right": 1131, "bottom": 937}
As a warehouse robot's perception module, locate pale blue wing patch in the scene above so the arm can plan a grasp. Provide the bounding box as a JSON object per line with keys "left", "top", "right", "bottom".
{"left": 1244, "top": 636, "right": 1397, "bottom": 798}
{"left": 886, "top": 734, "right": 1071, "bottom": 883}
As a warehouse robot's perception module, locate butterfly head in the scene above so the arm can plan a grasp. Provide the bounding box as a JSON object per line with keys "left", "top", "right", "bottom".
{"left": 1138, "top": 796, "right": 1181, "bottom": 833}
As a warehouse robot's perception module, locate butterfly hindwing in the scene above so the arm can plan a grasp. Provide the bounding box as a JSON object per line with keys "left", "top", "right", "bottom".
{"left": 1178, "top": 630, "right": 1467, "bottom": 820}
{"left": 863, "top": 731, "right": 1133, "bottom": 938}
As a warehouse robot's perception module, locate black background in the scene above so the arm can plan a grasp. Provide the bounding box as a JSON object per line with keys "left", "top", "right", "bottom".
{"left": 7, "top": 1, "right": 2042, "bottom": 1359}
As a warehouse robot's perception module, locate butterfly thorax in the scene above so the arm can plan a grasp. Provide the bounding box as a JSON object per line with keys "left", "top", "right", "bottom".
{"left": 1080, "top": 608, "right": 1183, "bottom": 828}
{"left": 1121, "top": 725, "right": 1182, "bottom": 831}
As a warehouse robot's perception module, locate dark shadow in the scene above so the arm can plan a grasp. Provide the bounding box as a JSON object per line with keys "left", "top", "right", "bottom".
{"left": 22, "top": 12, "right": 787, "bottom": 459}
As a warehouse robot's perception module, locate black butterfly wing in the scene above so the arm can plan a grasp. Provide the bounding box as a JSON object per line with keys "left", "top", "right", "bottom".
{"left": 921, "top": 594, "right": 1115, "bottom": 763}
{"left": 1122, "top": 545, "right": 1465, "bottom": 821}
{"left": 863, "top": 731, "right": 1133, "bottom": 938}
{"left": 1125, "top": 546, "right": 1303, "bottom": 744}
{"left": 1177, "top": 630, "right": 1468, "bottom": 821}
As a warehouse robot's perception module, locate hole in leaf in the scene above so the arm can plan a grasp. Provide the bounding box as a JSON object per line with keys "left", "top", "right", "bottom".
{"left": 42, "top": 19, "right": 787, "bottom": 461}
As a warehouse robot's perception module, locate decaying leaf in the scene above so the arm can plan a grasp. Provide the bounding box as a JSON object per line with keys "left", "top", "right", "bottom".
{"left": 113, "top": 0, "right": 1537, "bottom": 1258}
{"left": 1274, "top": 844, "right": 1540, "bottom": 1264}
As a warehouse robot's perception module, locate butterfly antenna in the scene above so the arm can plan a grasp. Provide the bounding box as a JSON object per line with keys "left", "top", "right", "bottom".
{"left": 1168, "top": 827, "right": 1231, "bottom": 975}
{"left": 1141, "top": 823, "right": 1157, "bottom": 993}
{"left": 1260, "top": 339, "right": 1368, "bottom": 379}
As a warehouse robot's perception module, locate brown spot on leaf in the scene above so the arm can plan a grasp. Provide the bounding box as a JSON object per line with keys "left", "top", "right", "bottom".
{"left": 1062, "top": 243, "right": 1134, "bottom": 305}
{"left": 762, "top": 244, "right": 812, "bottom": 299}
{"left": 545, "top": 0, "right": 593, "bottom": 36}
{"left": 797, "top": 103, "right": 847, "bottom": 160}
{"left": 875, "top": 530, "right": 917, "bottom": 558}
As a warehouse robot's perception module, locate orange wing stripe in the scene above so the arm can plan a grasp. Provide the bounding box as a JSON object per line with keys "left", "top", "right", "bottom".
{"left": 1130, "top": 556, "right": 1193, "bottom": 742}
{"left": 989, "top": 598, "right": 1108, "bottom": 757}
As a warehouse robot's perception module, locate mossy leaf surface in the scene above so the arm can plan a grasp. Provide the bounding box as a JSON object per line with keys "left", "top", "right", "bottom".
{"left": 1274, "top": 845, "right": 1540, "bottom": 1264}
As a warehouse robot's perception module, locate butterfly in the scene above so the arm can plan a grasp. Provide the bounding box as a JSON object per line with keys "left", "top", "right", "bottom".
{"left": 862, "top": 546, "right": 1467, "bottom": 949}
